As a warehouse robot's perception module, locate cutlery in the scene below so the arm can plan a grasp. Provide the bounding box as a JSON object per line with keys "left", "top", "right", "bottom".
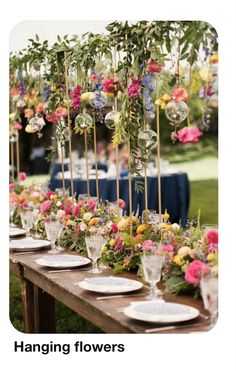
{"left": 145, "top": 322, "right": 204, "bottom": 333}
{"left": 96, "top": 293, "right": 146, "bottom": 300}
{"left": 47, "top": 268, "right": 91, "bottom": 274}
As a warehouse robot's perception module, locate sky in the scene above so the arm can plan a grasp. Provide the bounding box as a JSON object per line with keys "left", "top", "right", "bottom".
{"left": 10, "top": 21, "right": 111, "bottom": 51}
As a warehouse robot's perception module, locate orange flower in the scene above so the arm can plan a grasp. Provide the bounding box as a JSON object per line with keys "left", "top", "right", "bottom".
{"left": 88, "top": 218, "right": 99, "bottom": 227}
{"left": 172, "top": 87, "right": 188, "bottom": 102}
{"left": 210, "top": 54, "right": 218, "bottom": 64}
{"left": 10, "top": 88, "right": 18, "bottom": 97}
{"left": 134, "top": 234, "right": 143, "bottom": 244}
{"left": 136, "top": 224, "right": 147, "bottom": 234}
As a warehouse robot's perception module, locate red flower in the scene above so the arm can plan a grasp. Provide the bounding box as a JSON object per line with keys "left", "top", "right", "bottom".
{"left": 111, "top": 223, "right": 118, "bottom": 233}
{"left": 146, "top": 59, "right": 163, "bottom": 73}
{"left": 206, "top": 229, "right": 218, "bottom": 245}
{"left": 19, "top": 172, "right": 26, "bottom": 181}
{"left": 103, "top": 78, "right": 120, "bottom": 95}
{"left": 177, "top": 126, "right": 203, "bottom": 143}
{"left": 172, "top": 87, "right": 188, "bottom": 102}
{"left": 46, "top": 191, "right": 56, "bottom": 200}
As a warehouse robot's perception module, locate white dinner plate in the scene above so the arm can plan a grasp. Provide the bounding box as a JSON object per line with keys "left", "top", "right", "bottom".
{"left": 123, "top": 301, "right": 199, "bottom": 323}
{"left": 9, "top": 227, "right": 26, "bottom": 238}
{"left": 10, "top": 237, "right": 51, "bottom": 251}
{"left": 78, "top": 276, "right": 143, "bottom": 294}
{"left": 36, "top": 255, "right": 91, "bottom": 269}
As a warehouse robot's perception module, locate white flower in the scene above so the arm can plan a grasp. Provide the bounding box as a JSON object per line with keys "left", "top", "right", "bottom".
{"left": 56, "top": 201, "right": 62, "bottom": 207}
{"left": 172, "top": 223, "right": 180, "bottom": 231}
{"left": 56, "top": 210, "right": 65, "bottom": 219}
{"left": 83, "top": 212, "right": 93, "bottom": 221}
{"left": 80, "top": 222, "right": 87, "bottom": 232}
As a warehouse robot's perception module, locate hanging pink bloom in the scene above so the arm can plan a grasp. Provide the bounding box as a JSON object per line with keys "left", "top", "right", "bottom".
{"left": 40, "top": 200, "right": 51, "bottom": 214}
{"left": 117, "top": 198, "right": 126, "bottom": 209}
{"left": 146, "top": 59, "right": 163, "bottom": 73}
{"left": 55, "top": 106, "right": 68, "bottom": 117}
{"left": 13, "top": 123, "right": 23, "bottom": 130}
{"left": 172, "top": 87, "right": 188, "bottom": 102}
{"left": 46, "top": 113, "right": 60, "bottom": 123}
{"left": 36, "top": 102, "right": 45, "bottom": 114}
{"left": 184, "top": 260, "right": 210, "bottom": 285}
{"left": 9, "top": 183, "right": 15, "bottom": 191}
{"left": 142, "top": 239, "right": 154, "bottom": 251}
{"left": 71, "top": 85, "right": 82, "bottom": 110}
{"left": 18, "top": 172, "right": 26, "bottom": 181}
{"left": 127, "top": 77, "right": 141, "bottom": 99}
{"left": 206, "top": 229, "right": 218, "bottom": 245}
{"left": 177, "top": 126, "right": 203, "bottom": 143}
{"left": 103, "top": 77, "right": 120, "bottom": 95}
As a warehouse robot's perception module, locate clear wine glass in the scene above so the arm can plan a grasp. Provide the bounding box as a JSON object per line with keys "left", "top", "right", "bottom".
{"left": 85, "top": 236, "right": 107, "bottom": 273}
{"left": 141, "top": 254, "right": 164, "bottom": 300}
{"left": 200, "top": 271, "right": 218, "bottom": 330}
{"left": 45, "top": 219, "right": 65, "bottom": 254}
{"left": 9, "top": 202, "right": 16, "bottom": 226}
{"left": 32, "top": 209, "right": 41, "bottom": 239}
{"left": 20, "top": 210, "right": 34, "bottom": 237}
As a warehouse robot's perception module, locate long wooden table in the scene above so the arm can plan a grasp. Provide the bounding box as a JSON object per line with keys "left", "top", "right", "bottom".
{"left": 10, "top": 251, "right": 209, "bottom": 334}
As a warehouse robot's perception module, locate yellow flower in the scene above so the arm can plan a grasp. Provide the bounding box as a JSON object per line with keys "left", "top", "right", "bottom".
{"left": 109, "top": 239, "right": 116, "bottom": 247}
{"left": 123, "top": 261, "right": 130, "bottom": 268}
{"left": 210, "top": 54, "right": 218, "bottom": 64}
{"left": 39, "top": 197, "right": 44, "bottom": 202}
{"left": 81, "top": 92, "right": 92, "bottom": 102}
{"left": 161, "top": 93, "right": 171, "bottom": 102}
{"left": 165, "top": 225, "right": 173, "bottom": 231}
{"left": 137, "top": 224, "right": 147, "bottom": 234}
{"left": 160, "top": 102, "right": 166, "bottom": 110}
{"left": 207, "top": 253, "right": 216, "bottom": 261}
{"left": 117, "top": 219, "right": 129, "bottom": 231}
{"left": 102, "top": 245, "right": 108, "bottom": 252}
{"left": 155, "top": 98, "right": 162, "bottom": 106}
{"left": 178, "top": 246, "right": 192, "bottom": 259}
{"left": 199, "top": 66, "right": 212, "bottom": 82}
{"left": 66, "top": 219, "right": 73, "bottom": 226}
{"left": 88, "top": 218, "right": 99, "bottom": 227}
{"left": 173, "top": 255, "right": 182, "bottom": 266}
{"left": 163, "top": 212, "right": 170, "bottom": 220}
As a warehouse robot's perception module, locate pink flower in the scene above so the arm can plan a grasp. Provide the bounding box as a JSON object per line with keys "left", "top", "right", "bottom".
{"left": 172, "top": 87, "right": 188, "bottom": 102}
{"left": 55, "top": 106, "right": 68, "bottom": 117}
{"left": 206, "top": 229, "right": 218, "bottom": 245}
{"left": 71, "top": 85, "right": 82, "bottom": 110}
{"left": 46, "top": 113, "right": 60, "bottom": 123}
{"left": 146, "top": 59, "right": 163, "bottom": 73}
{"left": 9, "top": 183, "right": 15, "bottom": 191}
{"left": 40, "top": 200, "right": 51, "bottom": 214}
{"left": 177, "top": 126, "right": 203, "bottom": 144}
{"left": 73, "top": 205, "right": 80, "bottom": 217}
{"left": 19, "top": 172, "right": 26, "bottom": 181}
{"left": 142, "top": 239, "right": 154, "bottom": 251}
{"left": 65, "top": 203, "right": 72, "bottom": 215}
{"left": 114, "top": 236, "right": 124, "bottom": 251}
{"left": 127, "top": 77, "right": 141, "bottom": 99}
{"left": 103, "top": 77, "right": 120, "bottom": 95}
{"left": 111, "top": 223, "right": 118, "bottom": 233}
{"left": 87, "top": 199, "right": 96, "bottom": 212}
{"left": 46, "top": 191, "right": 56, "bottom": 200}
{"left": 13, "top": 123, "right": 23, "bottom": 130}
{"left": 185, "top": 260, "right": 210, "bottom": 285}
{"left": 117, "top": 198, "right": 126, "bottom": 209}
{"left": 162, "top": 244, "right": 174, "bottom": 253}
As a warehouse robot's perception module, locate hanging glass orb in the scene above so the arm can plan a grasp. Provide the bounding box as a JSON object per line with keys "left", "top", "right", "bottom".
{"left": 9, "top": 131, "right": 19, "bottom": 142}
{"left": 75, "top": 113, "right": 93, "bottom": 131}
{"left": 104, "top": 110, "right": 120, "bottom": 129}
{"left": 36, "top": 117, "right": 46, "bottom": 131}
{"left": 89, "top": 91, "right": 107, "bottom": 109}
{"left": 138, "top": 128, "right": 158, "bottom": 150}
{"left": 165, "top": 100, "right": 188, "bottom": 124}
{"left": 26, "top": 116, "right": 45, "bottom": 133}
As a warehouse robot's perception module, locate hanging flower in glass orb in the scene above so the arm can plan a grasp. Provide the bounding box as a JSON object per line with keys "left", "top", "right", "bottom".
{"left": 89, "top": 91, "right": 107, "bottom": 109}
{"left": 75, "top": 113, "right": 93, "bottom": 131}
{"left": 138, "top": 126, "right": 158, "bottom": 151}
{"left": 165, "top": 101, "right": 188, "bottom": 125}
{"left": 104, "top": 111, "right": 120, "bottom": 130}
{"left": 25, "top": 116, "right": 45, "bottom": 134}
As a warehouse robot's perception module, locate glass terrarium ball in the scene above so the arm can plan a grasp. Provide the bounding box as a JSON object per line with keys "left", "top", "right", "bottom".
{"left": 104, "top": 110, "right": 120, "bottom": 129}
{"left": 56, "top": 127, "right": 70, "bottom": 142}
{"left": 138, "top": 129, "right": 158, "bottom": 150}
{"left": 9, "top": 131, "right": 19, "bottom": 142}
{"left": 75, "top": 113, "right": 93, "bottom": 130}
{"left": 165, "top": 100, "right": 188, "bottom": 123}
{"left": 89, "top": 91, "right": 107, "bottom": 109}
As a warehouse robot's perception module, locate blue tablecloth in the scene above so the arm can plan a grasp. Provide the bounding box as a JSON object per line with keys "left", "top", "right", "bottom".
{"left": 50, "top": 172, "right": 190, "bottom": 226}
{"left": 51, "top": 162, "right": 108, "bottom": 178}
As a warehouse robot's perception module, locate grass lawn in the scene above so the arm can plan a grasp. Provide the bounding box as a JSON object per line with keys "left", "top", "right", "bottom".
{"left": 10, "top": 178, "right": 218, "bottom": 333}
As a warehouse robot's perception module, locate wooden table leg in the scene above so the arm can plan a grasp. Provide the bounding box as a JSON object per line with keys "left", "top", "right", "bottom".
{"left": 21, "top": 278, "right": 36, "bottom": 333}
{"left": 33, "top": 286, "right": 56, "bottom": 333}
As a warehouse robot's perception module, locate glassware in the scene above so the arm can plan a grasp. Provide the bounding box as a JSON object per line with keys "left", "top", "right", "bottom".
{"left": 78, "top": 193, "right": 90, "bottom": 201}
{"left": 9, "top": 202, "right": 16, "bottom": 226}
{"left": 45, "top": 219, "right": 65, "bottom": 254}
{"left": 55, "top": 188, "right": 70, "bottom": 198}
{"left": 141, "top": 254, "right": 164, "bottom": 300}
{"left": 20, "top": 210, "right": 34, "bottom": 237}
{"left": 165, "top": 100, "right": 188, "bottom": 124}
{"left": 200, "top": 271, "right": 218, "bottom": 329}
{"left": 32, "top": 209, "right": 41, "bottom": 239}
{"left": 85, "top": 236, "right": 107, "bottom": 273}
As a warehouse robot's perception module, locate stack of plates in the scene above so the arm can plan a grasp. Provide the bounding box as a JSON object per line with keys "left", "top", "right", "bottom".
{"left": 10, "top": 237, "right": 51, "bottom": 252}
{"left": 123, "top": 301, "right": 199, "bottom": 323}
{"left": 9, "top": 227, "right": 26, "bottom": 238}
{"left": 35, "top": 255, "right": 91, "bottom": 269}
{"left": 78, "top": 276, "right": 143, "bottom": 294}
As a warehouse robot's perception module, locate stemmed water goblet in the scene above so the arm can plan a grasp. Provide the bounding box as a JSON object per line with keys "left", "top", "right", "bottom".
{"left": 44, "top": 217, "right": 65, "bottom": 254}
{"left": 85, "top": 235, "right": 107, "bottom": 274}
{"left": 20, "top": 209, "right": 34, "bottom": 237}
{"left": 200, "top": 270, "right": 218, "bottom": 330}
{"left": 141, "top": 249, "right": 164, "bottom": 300}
